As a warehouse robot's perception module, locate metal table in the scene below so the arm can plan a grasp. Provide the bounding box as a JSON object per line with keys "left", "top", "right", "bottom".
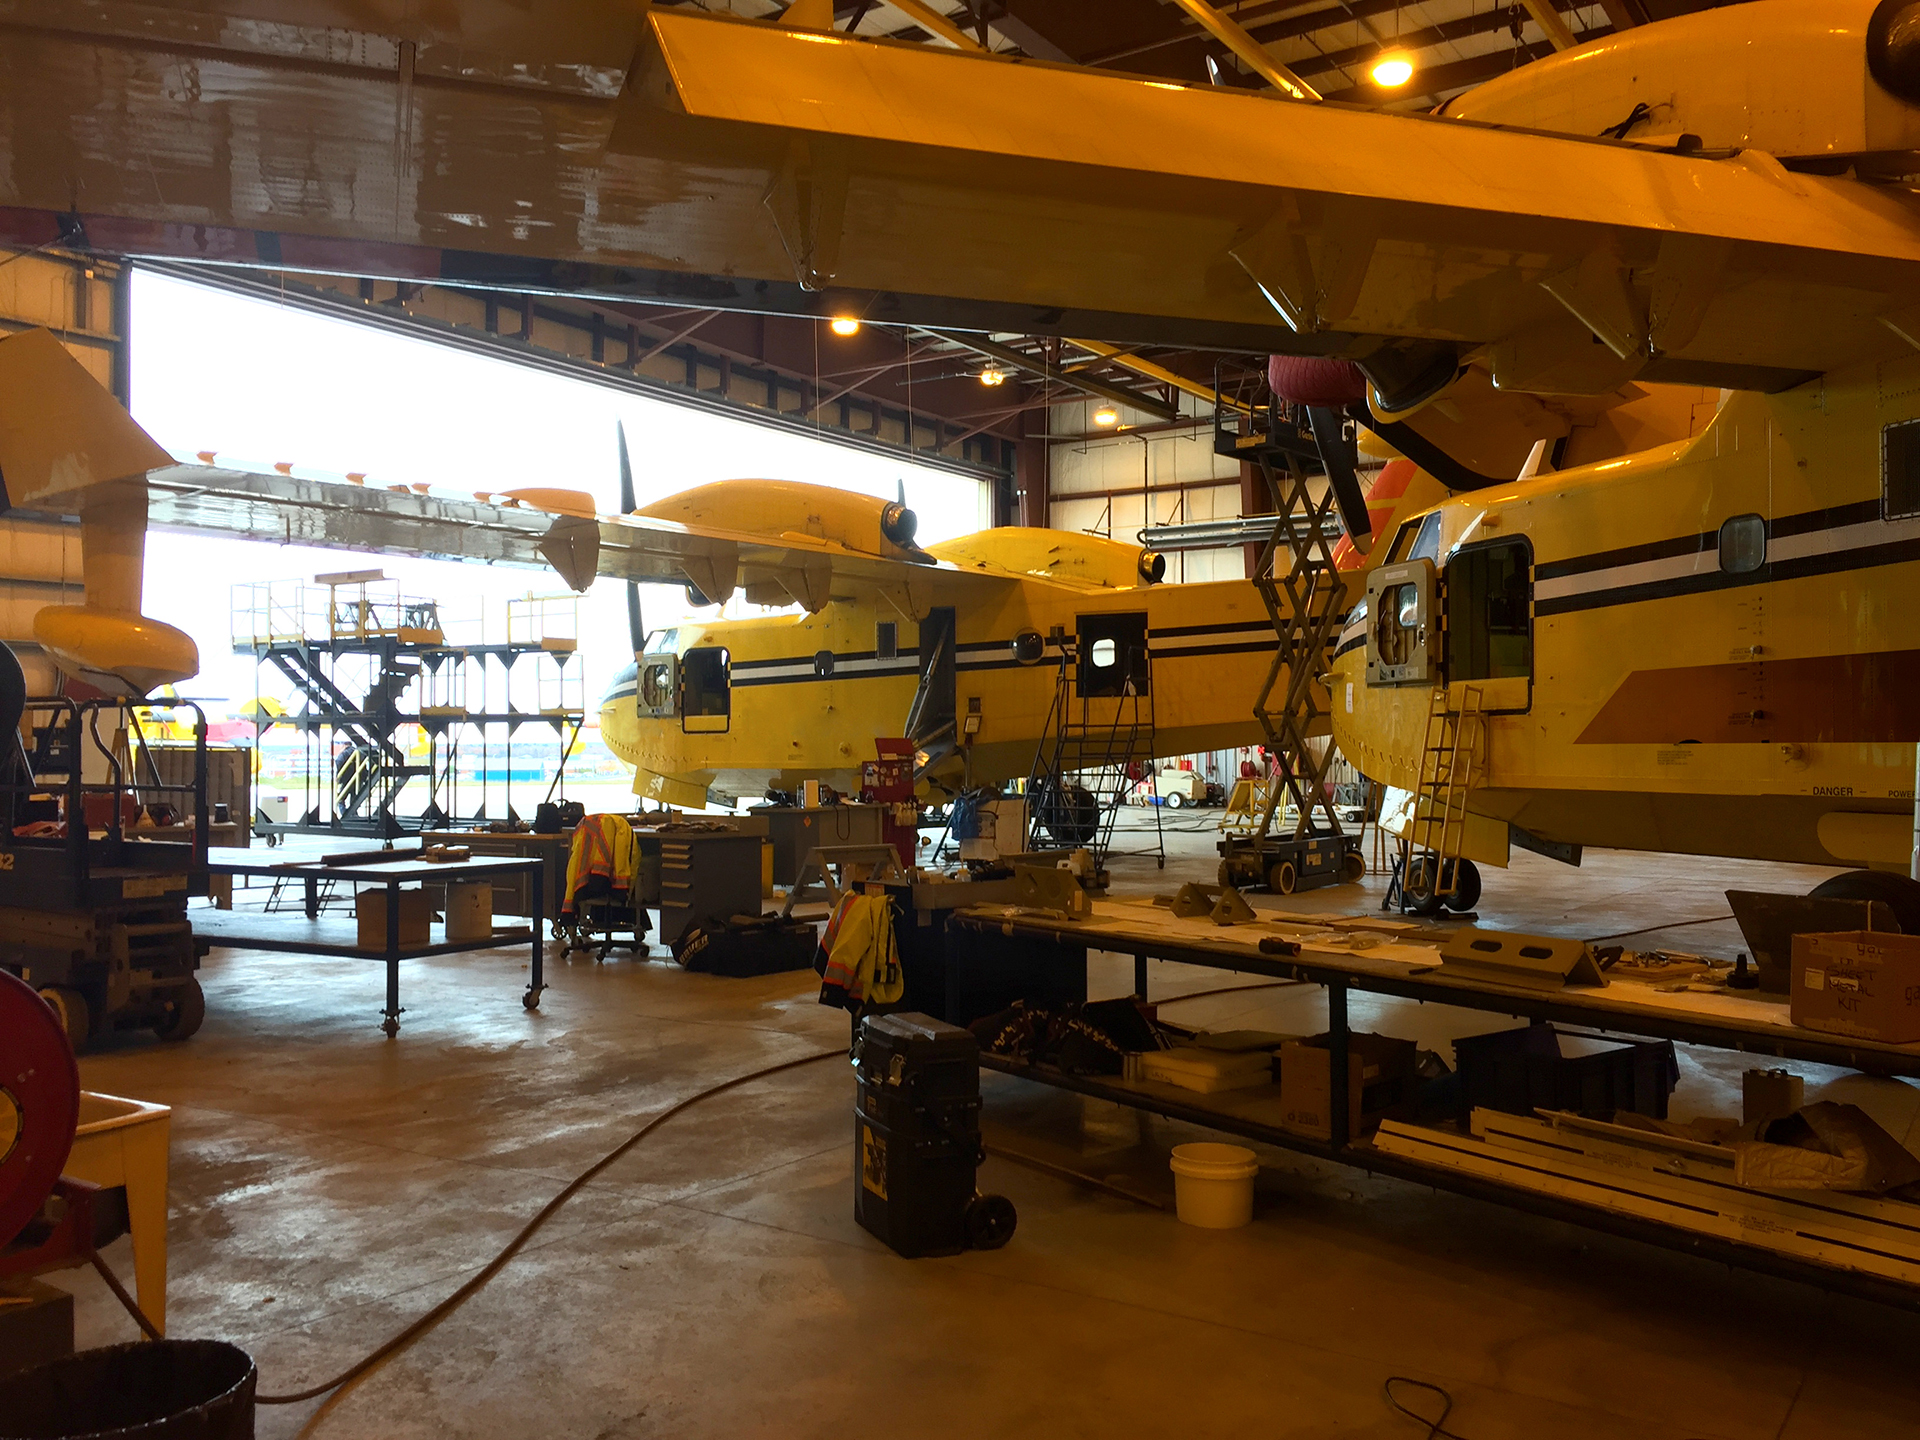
{"left": 200, "top": 849, "right": 545, "bottom": 1035}
{"left": 945, "top": 898, "right": 1920, "bottom": 1311}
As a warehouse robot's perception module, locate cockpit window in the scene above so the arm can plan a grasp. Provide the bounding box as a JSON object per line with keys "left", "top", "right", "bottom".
{"left": 1384, "top": 513, "right": 1443, "bottom": 565}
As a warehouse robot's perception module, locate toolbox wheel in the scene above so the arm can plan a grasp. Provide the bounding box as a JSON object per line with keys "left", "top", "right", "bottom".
{"left": 965, "top": 1193, "right": 1018, "bottom": 1251}
{"left": 1444, "top": 859, "right": 1482, "bottom": 912}
{"left": 1268, "top": 859, "right": 1298, "bottom": 896}
{"left": 37, "top": 987, "right": 91, "bottom": 1050}
{"left": 1342, "top": 849, "right": 1367, "bottom": 884}
{"left": 522, "top": 988, "right": 542, "bottom": 1010}
{"left": 154, "top": 975, "right": 206, "bottom": 1042}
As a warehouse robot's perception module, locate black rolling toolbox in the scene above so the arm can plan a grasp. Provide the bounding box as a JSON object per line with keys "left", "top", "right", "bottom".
{"left": 853, "top": 1012, "right": 1015, "bottom": 1257}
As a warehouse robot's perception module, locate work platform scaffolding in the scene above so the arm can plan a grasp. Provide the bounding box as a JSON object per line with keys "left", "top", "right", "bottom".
{"left": 1024, "top": 634, "right": 1165, "bottom": 871}
{"left": 233, "top": 575, "right": 584, "bottom": 841}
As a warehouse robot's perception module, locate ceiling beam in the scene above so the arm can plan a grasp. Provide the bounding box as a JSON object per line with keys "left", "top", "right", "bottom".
{"left": 1519, "top": 0, "right": 1580, "bottom": 50}
{"left": 931, "top": 331, "right": 1183, "bottom": 420}
{"left": 1162, "top": 0, "right": 1320, "bottom": 100}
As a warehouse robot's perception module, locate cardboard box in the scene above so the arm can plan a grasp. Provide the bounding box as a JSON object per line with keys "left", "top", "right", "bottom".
{"left": 356, "top": 887, "right": 433, "bottom": 951}
{"left": 1791, "top": 931, "right": 1920, "bottom": 1043}
{"left": 1278, "top": 1032, "right": 1417, "bottom": 1141}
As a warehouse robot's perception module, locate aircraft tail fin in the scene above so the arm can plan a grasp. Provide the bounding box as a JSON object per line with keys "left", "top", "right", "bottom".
{"left": 0, "top": 328, "right": 172, "bottom": 513}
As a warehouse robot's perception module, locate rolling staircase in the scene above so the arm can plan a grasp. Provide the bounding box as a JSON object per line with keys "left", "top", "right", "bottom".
{"left": 1024, "top": 646, "right": 1164, "bottom": 869}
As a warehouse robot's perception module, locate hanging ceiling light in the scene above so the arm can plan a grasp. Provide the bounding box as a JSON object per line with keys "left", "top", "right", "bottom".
{"left": 829, "top": 316, "right": 861, "bottom": 336}
{"left": 1093, "top": 404, "right": 1120, "bottom": 427}
{"left": 1371, "top": 50, "right": 1415, "bottom": 88}
{"left": 979, "top": 366, "right": 1006, "bottom": 387}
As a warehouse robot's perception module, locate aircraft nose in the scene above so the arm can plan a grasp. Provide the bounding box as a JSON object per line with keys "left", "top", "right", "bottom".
{"left": 600, "top": 660, "right": 638, "bottom": 709}
{"left": 1870, "top": 0, "right": 1920, "bottom": 103}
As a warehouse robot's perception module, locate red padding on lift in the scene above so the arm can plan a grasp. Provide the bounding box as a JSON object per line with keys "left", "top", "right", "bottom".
{"left": 1267, "top": 355, "right": 1367, "bottom": 407}
{"left": 0, "top": 970, "right": 80, "bottom": 1249}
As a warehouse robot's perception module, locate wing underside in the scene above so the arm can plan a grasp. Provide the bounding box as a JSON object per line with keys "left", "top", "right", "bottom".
{"left": 139, "top": 463, "right": 1011, "bottom": 613}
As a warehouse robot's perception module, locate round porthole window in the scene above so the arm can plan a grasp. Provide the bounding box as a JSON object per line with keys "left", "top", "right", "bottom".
{"left": 1011, "top": 631, "right": 1044, "bottom": 664}
{"left": 813, "top": 649, "right": 835, "bottom": 677}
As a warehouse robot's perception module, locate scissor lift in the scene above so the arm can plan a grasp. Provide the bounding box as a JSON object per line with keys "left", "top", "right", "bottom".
{"left": 0, "top": 645, "right": 212, "bottom": 1048}
{"left": 1210, "top": 375, "right": 1364, "bottom": 896}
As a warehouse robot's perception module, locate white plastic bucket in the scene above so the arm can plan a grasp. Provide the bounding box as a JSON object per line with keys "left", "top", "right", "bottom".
{"left": 1169, "top": 1142, "right": 1259, "bottom": 1228}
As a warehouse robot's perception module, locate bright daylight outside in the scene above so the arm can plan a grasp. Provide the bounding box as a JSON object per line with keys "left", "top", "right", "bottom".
{"left": 127, "top": 270, "right": 991, "bottom": 826}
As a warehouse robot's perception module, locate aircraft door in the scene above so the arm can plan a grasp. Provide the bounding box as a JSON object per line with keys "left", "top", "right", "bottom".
{"left": 680, "top": 646, "right": 730, "bottom": 734}
{"left": 1366, "top": 560, "right": 1436, "bottom": 686}
{"left": 1076, "top": 611, "right": 1150, "bottom": 697}
{"left": 1446, "top": 538, "right": 1533, "bottom": 712}
{"left": 635, "top": 654, "right": 678, "bottom": 719}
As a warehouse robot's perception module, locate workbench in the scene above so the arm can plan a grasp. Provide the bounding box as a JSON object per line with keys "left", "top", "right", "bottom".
{"left": 945, "top": 897, "right": 1920, "bottom": 1311}
{"left": 197, "top": 849, "right": 545, "bottom": 1035}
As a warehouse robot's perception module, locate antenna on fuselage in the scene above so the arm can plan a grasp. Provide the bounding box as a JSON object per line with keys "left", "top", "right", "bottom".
{"left": 618, "top": 421, "right": 646, "bottom": 658}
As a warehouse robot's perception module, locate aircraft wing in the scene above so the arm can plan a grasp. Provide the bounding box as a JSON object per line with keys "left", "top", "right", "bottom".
{"left": 3, "top": 6, "right": 1920, "bottom": 390}
{"left": 138, "top": 461, "right": 1006, "bottom": 614}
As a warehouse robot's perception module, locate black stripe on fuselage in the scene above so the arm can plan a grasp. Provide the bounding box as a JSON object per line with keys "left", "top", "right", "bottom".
{"left": 1536, "top": 535, "right": 1920, "bottom": 618}
{"left": 1533, "top": 499, "right": 1886, "bottom": 583}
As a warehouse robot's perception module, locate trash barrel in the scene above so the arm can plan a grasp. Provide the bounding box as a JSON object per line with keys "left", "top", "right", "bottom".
{"left": 0, "top": 1340, "right": 255, "bottom": 1439}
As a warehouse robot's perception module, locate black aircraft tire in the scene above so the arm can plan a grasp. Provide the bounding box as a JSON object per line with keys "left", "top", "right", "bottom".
{"left": 1401, "top": 856, "right": 1447, "bottom": 917}
{"left": 1810, "top": 870, "right": 1920, "bottom": 933}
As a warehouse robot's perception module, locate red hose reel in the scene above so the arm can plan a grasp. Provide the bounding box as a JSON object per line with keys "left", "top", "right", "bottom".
{"left": 0, "top": 967, "right": 80, "bottom": 1250}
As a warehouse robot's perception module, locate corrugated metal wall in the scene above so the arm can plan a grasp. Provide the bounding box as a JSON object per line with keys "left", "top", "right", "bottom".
{"left": 1043, "top": 393, "right": 1246, "bottom": 585}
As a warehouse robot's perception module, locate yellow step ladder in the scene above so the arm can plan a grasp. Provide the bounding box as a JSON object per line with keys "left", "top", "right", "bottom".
{"left": 1406, "top": 681, "right": 1485, "bottom": 904}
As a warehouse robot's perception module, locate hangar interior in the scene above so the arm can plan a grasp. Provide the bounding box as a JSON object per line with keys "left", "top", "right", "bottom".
{"left": 5, "top": 1, "right": 1920, "bottom": 1437}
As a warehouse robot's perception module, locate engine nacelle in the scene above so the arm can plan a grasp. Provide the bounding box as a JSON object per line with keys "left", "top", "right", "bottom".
{"left": 1448, "top": 0, "right": 1920, "bottom": 165}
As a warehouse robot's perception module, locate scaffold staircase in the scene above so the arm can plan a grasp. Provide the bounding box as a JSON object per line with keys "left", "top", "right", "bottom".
{"left": 1024, "top": 645, "right": 1164, "bottom": 869}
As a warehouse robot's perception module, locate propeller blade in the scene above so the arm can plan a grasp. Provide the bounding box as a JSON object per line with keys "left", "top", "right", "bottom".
{"left": 618, "top": 422, "right": 645, "bottom": 655}
{"left": 1306, "top": 405, "right": 1373, "bottom": 555}
{"left": 896, "top": 477, "right": 906, "bottom": 506}
{"left": 617, "top": 420, "right": 637, "bottom": 514}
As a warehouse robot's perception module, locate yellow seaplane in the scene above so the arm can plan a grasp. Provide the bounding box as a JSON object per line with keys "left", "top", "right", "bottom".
{"left": 0, "top": 328, "right": 1431, "bottom": 823}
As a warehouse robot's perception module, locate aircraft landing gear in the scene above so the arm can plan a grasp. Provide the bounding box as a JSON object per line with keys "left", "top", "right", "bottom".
{"left": 1397, "top": 854, "right": 1481, "bottom": 915}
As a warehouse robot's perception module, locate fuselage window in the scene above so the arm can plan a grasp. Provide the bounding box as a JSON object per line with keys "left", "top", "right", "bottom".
{"left": 1449, "top": 539, "right": 1532, "bottom": 682}
{"left": 1883, "top": 418, "right": 1920, "bottom": 520}
{"left": 681, "top": 646, "right": 730, "bottom": 731}
{"left": 1719, "top": 513, "right": 1767, "bottom": 574}
{"left": 876, "top": 621, "right": 898, "bottom": 660}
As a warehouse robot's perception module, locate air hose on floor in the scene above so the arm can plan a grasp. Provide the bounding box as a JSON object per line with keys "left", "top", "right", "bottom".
{"left": 238, "top": 1048, "right": 847, "bottom": 1408}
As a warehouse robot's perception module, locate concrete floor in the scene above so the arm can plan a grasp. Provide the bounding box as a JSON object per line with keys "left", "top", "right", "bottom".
{"left": 50, "top": 819, "right": 1920, "bottom": 1439}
